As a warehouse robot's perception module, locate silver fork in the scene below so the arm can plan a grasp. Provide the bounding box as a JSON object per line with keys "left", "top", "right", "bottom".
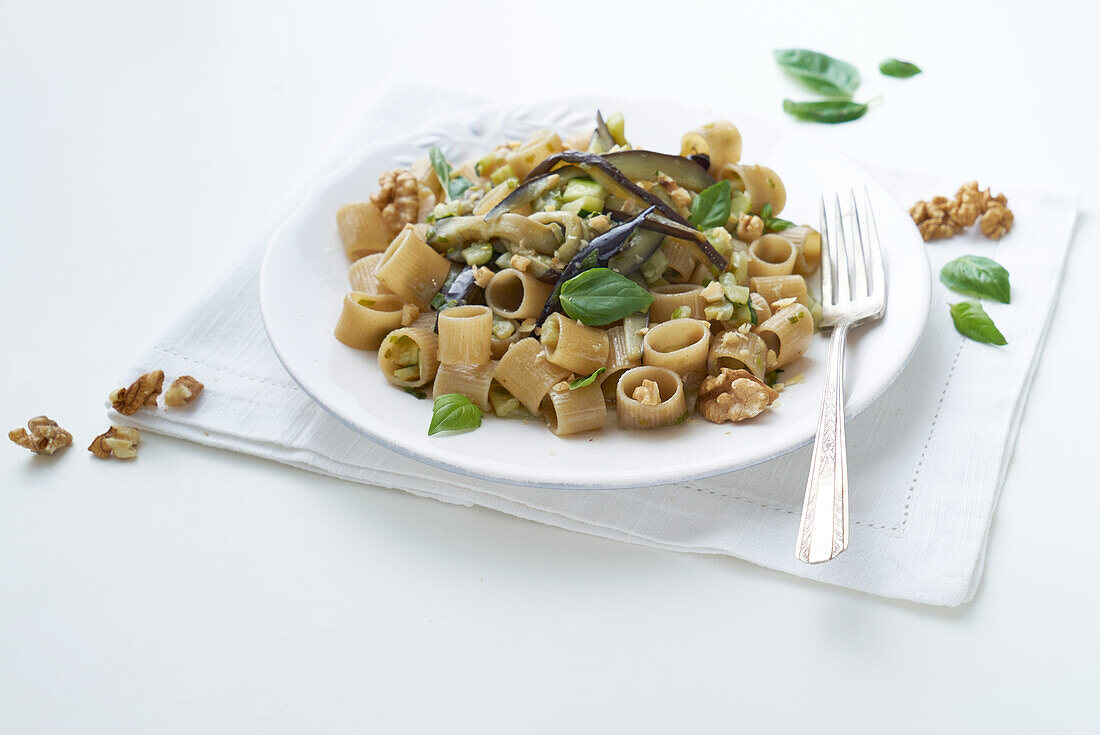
{"left": 795, "top": 189, "right": 886, "bottom": 564}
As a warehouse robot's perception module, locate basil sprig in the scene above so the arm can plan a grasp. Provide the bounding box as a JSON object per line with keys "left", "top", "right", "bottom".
{"left": 559, "top": 267, "right": 654, "bottom": 326}
{"left": 879, "top": 59, "right": 922, "bottom": 79}
{"left": 782, "top": 99, "right": 869, "bottom": 124}
{"left": 760, "top": 203, "right": 794, "bottom": 232}
{"left": 949, "top": 302, "right": 1007, "bottom": 346}
{"left": 940, "top": 255, "right": 1010, "bottom": 304}
{"left": 429, "top": 146, "right": 472, "bottom": 201}
{"left": 773, "top": 49, "right": 860, "bottom": 99}
{"left": 569, "top": 367, "right": 606, "bottom": 390}
{"left": 688, "top": 180, "right": 731, "bottom": 230}
{"left": 428, "top": 393, "right": 482, "bottom": 435}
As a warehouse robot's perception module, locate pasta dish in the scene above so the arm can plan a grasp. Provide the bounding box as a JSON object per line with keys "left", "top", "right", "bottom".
{"left": 332, "top": 112, "right": 822, "bottom": 436}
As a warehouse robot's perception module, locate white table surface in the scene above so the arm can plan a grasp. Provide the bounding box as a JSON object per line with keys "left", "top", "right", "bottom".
{"left": 2, "top": 1, "right": 1098, "bottom": 732}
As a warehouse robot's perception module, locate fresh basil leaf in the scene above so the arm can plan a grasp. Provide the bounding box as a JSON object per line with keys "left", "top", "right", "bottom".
{"left": 569, "top": 367, "right": 606, "bottom": 389}
{"left": 773, "top": 49, "right": 860, "bottom": 98}
{"left": 760, "top": 203, "right": 772, "bottom": 220}
{"left": 559, "top": 267, "right": 654, "bottom": 326}
{"left": 766, "top": 218, "right": 794, "bottom": 232}
{"left": 949, "top": 301, "right": 1007, "bottom": 345}
{"left": 782, "top": 99, "right": 869, "bottom": 124}
{"left": 428, "top": 393, "right": 483, "bottom": 435}
{"left": 879, "top": 58, "right": 922, "bottom": 79}
{"left": 689, "top": 180, "right": 731, "bottom": 230}
{"left": 429, "top": 146, "right": 471, "bottom": 201}
{"left": 940, "top": 255, "right": 1010, "bottom": 304}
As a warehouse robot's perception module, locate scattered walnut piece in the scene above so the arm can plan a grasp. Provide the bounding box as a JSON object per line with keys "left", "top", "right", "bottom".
{"left": 8, "top": 416, "right": 73, "bottom": 455}
{"left": 980, "top": 204, "right": 1014, "bottom": 240}
{"left": 735, "top": 213, "right": 764, "bottom": 242}
{"left": 631, "top": 379, "right": 661, "bottom": 406}
{"left": 88, "top": 426, "right": 140, "bottom": 459}
{"left": 473, "top": 266, "right": 495, "bottom": 289}
{"left": 164, "top": 376, "right": 205, "bottom": 407}
{"left": 656, "top": 173, "right": 693, "bottom": 212}
{"left": 510, "top": 254, "right": 531, "bottom": 272}
{"left": 110, "top": 370, "right": 164, "bottom": 415}
{"left": 400, "top": 303, "right": 421, "bottom": 327}
{"left": 369, "top": 169, "right": 420, "bottom": 236}
{"left": 698, "top": 368, "right": 778, "bottom": 423}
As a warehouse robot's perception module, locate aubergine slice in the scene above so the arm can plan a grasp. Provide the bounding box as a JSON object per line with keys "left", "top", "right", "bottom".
{"left": 607, "top": 227, "right": 663, "bottom": 275}
{"left": 433, "top": 213, "right": 560, "bottom": 255}
{"left": 589, "top": 110, "right": 614, "bottom": 153}
{"left": 602, "top": 150, "right": 715, "bottom": 192}
{"left": 604, "top": 207, "right": 726, "bottom": 270}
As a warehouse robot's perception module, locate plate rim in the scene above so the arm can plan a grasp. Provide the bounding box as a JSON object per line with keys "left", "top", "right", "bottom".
{"left": 259, "top": 97, "right": 931, "bottom": 490}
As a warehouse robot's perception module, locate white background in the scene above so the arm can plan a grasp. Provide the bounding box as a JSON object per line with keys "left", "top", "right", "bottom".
{"left": 2, "top": 0, "right": 1098, "bottom": 732}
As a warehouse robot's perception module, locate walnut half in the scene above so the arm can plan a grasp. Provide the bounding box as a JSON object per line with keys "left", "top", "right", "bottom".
{"left": 698, "top": 368, "right": 779, "bottom": 423}
{"left": 8, "top": 416, "right": 73, "bottom": 455}
{"left": 164, "top": 376, "right": 204, "bottom": 407}
{"left": 110, "top": 370, "right": 164, "bottom": 415}
{"left": 88, "top": 426, "right": 140, "bottom": 459}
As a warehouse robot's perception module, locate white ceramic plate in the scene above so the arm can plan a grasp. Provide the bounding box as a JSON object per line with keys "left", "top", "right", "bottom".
{"left": 260, "top": 97, "right": 929, "bottom": 489}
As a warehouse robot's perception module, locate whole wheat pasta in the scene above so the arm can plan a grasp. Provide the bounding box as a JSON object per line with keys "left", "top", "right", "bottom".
{"left": 494, "top": 337, "right": 570, "bottom": 415}
{"left": 716, "top": 163, "right": 787, "bottom": 216}
{"left": 541, "top": 313, "right": 609, "bottom": 375}
{"left": 680, "top": 120, "right": 742, "bottom": 172}
{"left": 337, "top": 202, "right": 392, "bottom": 260}
{"left": 780, "top": 225, "right": 822, "bottom": 276}
{"left": 375, "top": 226, "right": 450, "bottom": 307}
{"left": 378, "top": 327, "right": 439, "bottom": 388}
{"left": 750, "top": 292, "right": 772, "bottom": 323}
{"left": 748, "top": 275, "right": 809, "bottom": 308}
{"left": 642, "top": 318, "right": 711, "bottom": 382}
{"left": 347, "top": 253, "right": 393, "bottom": 294}
{"left": 433, "top": 360, "right": 498, "bottom": 412}
{"left": 660, "top": 240, "right": 698, "bottom": 283}
{"left": 648, "top": 284, "right": 706, "bottom": 322}
{"left": 542, "top": 383, "right": 607, "bottom": 436}
{"left": 707, "top": 329, "right": 770, "bottom": 380}
{"left": 755, "top": 303, "right": 814, "bottom": 369}
{"left": 601, "top": 326, "right": 642, "bottom": 401}
{"left": 333, "top": 292, "right": 406, "bottom": 350}
{"left": 747, "top": 234, "right": 797, "bottom": 278}
{"left": 437, "top": 305, "right": 492, "bottom": 365}
{"left": 505, "top": 129, "right": 563, "bottom": 179}
{"left": 615, "top": 366, "right": 687, "bottom": 429}
{"left": 485, "top": 268, "right": 554, "bottom": 319}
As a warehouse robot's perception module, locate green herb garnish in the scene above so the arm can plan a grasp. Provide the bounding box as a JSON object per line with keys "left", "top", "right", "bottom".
{"left": 559, "top": 267, "right": 654, "bottom": 326}
{"left": 404, "top": 387, "right": 427, "bottom": 399}
{"left": 429, "top": 146, "right": 473, "bottom": 201}
{"left": 569, "top": 367, "right": 606, "bottom": 390}
{"left": 760, "top": 203, "right": 794, "bottom": 233}
{"left": 879, "top": 59, "right": 922, "bottom": 79}
{"left": 782, "top": 99, "right": 869, "bottom": 124}
{"left": 949, "top": 301, "right": 1007, "bottom": 345}
{"left": 689, "top": 180, "right": 732, "bottom": 231}
{"left": 427, "top": 393, "right": 483, "bottom": 436}
{"left": 940, "top": 255, "right": 1010, "bottom": 304}
{"left": 773, "top": 49, "right": 861, "bottom": 98}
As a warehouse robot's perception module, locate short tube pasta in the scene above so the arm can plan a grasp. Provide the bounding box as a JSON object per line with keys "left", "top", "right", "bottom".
{"left": 648, "top": 284, "right": 706, "bottom": 322}
{"left": 494, "top": 337, "right": 570, "bottom": 415}
{"left": 707, "top": 329, "right": 770, "bottom": 380}
{"left": 333, "top": 292, "right": 405, "bottom": 350}
{"left": 755, "top": 303, "right": 814, "bottom": 369}
{"left": 717, "top": 164, "right": 787, "bottom": 216}
{"left": 780, "top": 225, "right": 822, "bottom": 276}
{"left": 749, "top": 275, "right": 809, "bottom": 308}
{"left": 378, "top": 327, "right": 439, "bottom": 388}
{"left": 747, "top": 234, "right": 797, "bottom": 278}
{"left": 541, "top": 313, "right": 609, "bottom": 375}
{"left": 541, "top": 383, "right": 607, "bottom": 436}
{"left": 601, "top": 325, "right": 642, "bottom": 400}
{"left": 485, "top": 268, "right": 554, "bottom": 319}
{"left": 750, "top": 292, "right": 772, "bottom": 323}
{"left": 680, "top": 120, "right": 743, "bottom": 174}
{"left": 506, "top": 129, "right": 563, "bottom": 179}
{"left": 348, "top": 253, "right": 392, "bottom": 294}
{"left": 642, "top": 319, "right": 711, "bottom": 382}
{"left": 615, "top": 366, "right": 686, "bottom": 429}
{"left": 437, "top": 305, "right": 492, "bottom": 365}
{"left": 433, "top": 360, "right": 498, "bottom": 412}
{"left": 375, "top": 226, "right": 450, "bottom": 307}
{"left": 660, "top": 240, "right": 698, "bottom": 283}
{"left": 337, "top": 202, "right": 392, "bottom": 260}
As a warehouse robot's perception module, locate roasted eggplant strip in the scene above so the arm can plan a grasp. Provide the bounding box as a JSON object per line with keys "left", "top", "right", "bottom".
{"left": 607, "top": 228, "right": 663, "bottom": 276}
{"left": 589, "top": 110, "right": 615, "bottom": 153}
{"left": 603, "top": 150, "right": 715, "bottom": 192}
{"left": 604, "top": 207, "right": 727, "bottom": 270}
{"left": 434, "top": 213, "right": 560, "bottom": 255}
{"left": 534, "top": 206, "right": 655, "bottom": 326}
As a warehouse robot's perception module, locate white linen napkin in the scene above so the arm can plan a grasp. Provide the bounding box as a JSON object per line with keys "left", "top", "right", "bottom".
{"left": 115, "top": 89, "right": 1078, "bottom": 606}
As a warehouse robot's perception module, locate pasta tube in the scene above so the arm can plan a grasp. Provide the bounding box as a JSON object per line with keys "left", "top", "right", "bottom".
{"left": 642, "top": 318, "right": 711, "bottom": 384}
{"left": 485, "top": 268, "right": 554, "bottom": 320}
{"left": 747, "top": 235, "right": 797, "bottom": 278}
{"left": 615, "top": 366, "right": 687, "bottom": 430}
{"left": 494, "top": 337, "right": 570, "bottom": 415}
{"left": 717, "top": 164, "right": 787, "bottom": 216}
{"left": 506, "top": 129, "right": 563, "bottom": 179}
{"left": 748, "top": 275, "right": 809, "bottom": 309}
{"left": 333, "top": 292, "right": 405, "bottom": 350}
{"left": 337, "top": 202, "right": 392, "bottom": 260}
{"left": 755, "top": 304, "right": 814, "bottom": 369}
{"left": 375, "top": 226, "right": 450, "bottom": 307}
{"left": 473, "top": 180, "right": 516, "bottom": 216}
{"left": 601, "top": 325, "right": 642, "bottom": 401}
{"left": 542, "top": 383, "right": 607, "bottom": 436}
{"left": 437, "top": 305, "right": 492, "bottom": 365}
{"left": 707, "top": 329, "right": 770, "bottom": 380}
{"left": 378, "top": 327, "right": 439, "bottom": 388}
{"left": 680, "top": 120, "right": 743, "bottom": 174}
{"left": 541, "top": 313, "right": 609, "bottom": 375}
{"left": 780, "top": 225, "right": 822, "bottom": 276}
{"left": 750, "top": 292, "right": 772, "bottom": 323}
{"left": 660, "top": 240, "right": 698, "bottom": 283}
{"left": 649, "top": 284, "right": 706, "bottom": 322}
{"left": 348, "top": 253, "right": 393, "bottom": 294}
{"left": 433, "top": 360, "right": 498, "bottom": 412}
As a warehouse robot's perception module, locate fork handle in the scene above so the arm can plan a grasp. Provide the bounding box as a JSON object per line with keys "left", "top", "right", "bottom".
{"left": 796, "top": 322, "right": 850, "bottom": 564}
